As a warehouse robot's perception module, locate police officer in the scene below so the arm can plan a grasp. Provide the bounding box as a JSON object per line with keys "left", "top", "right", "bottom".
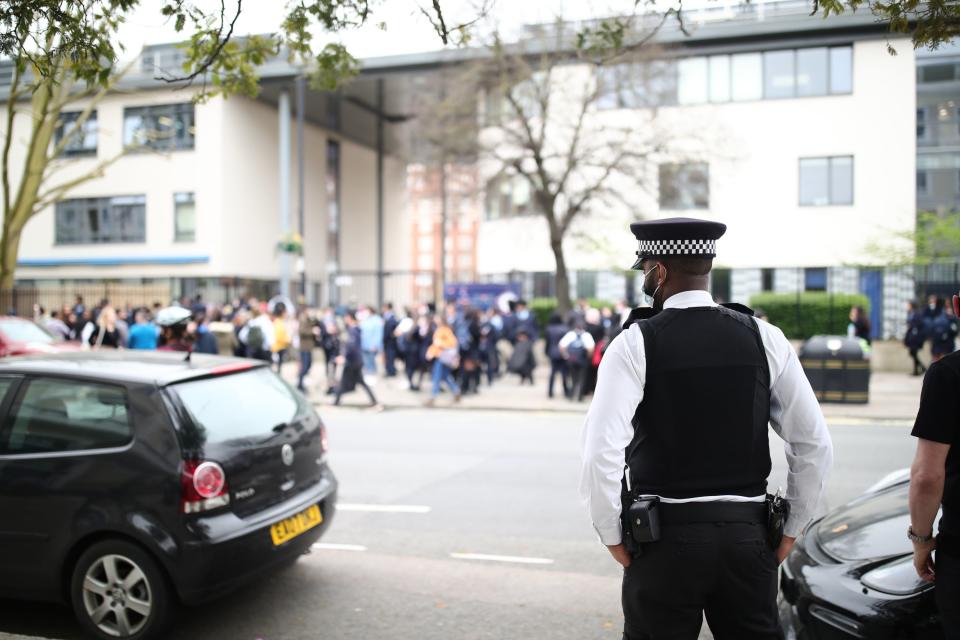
{"left": 580, "top": 218, "right": 833, "bottom": 639}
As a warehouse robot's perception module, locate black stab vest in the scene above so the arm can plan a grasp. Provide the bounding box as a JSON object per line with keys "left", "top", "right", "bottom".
{"left": 623, "top": 304, "right": 772, "bottom": 499}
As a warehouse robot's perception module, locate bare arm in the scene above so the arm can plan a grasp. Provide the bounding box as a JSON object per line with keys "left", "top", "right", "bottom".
{"left": 909, "top": 438, "right": 949, "bottom": 582}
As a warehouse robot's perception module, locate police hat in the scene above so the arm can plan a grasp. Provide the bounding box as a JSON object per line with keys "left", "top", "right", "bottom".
{"left": 629, "top": 217, "right": 727, "bottom": 269}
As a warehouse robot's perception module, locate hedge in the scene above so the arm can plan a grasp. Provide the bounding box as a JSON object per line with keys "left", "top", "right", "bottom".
{"left": 749, "top": 292, "right": 870, "bottom": 340}
{"left": 529, "top": 297, "right": 614, "bottom": 329}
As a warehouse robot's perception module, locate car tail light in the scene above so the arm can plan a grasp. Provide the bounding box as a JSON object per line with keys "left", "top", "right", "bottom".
{"left": 181, "top": 460, "right": 230, "bottom": 514}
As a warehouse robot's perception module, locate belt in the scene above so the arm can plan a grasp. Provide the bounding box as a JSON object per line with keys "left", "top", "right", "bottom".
{"left": 659, "top": 501, "right": 766, "bottom": 526}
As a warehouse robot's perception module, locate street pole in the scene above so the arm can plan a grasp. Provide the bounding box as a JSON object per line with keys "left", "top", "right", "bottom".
{"left": 278, "top": 90, "right": 291, "bottom": 301}
{"left": 439, "top": 157, "right": 447, "bottom": 306}
{"left": 296, "top": 73, "right": 306, "bottom": 303}
{"left": 376, "top": 77, "right": 385, "bottom": 309}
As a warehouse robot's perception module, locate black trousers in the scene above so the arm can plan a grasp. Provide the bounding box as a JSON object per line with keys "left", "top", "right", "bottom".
{"left": 938, "top": 539, "right": 960, "bottom": 640}
{"left": 622, "top": 522, "right": 782, "bottom": 640}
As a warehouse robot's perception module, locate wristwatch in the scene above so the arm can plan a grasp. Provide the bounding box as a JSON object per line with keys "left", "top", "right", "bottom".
{"left": 907, "top": 525, "right": 934, "bottom": 543}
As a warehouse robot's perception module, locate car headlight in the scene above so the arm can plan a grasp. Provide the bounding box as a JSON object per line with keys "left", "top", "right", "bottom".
{"left": 861, "top": 556, "right": 933, "bottom": 596}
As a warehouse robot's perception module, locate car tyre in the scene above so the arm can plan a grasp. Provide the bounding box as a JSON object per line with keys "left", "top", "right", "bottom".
{"left": 70, "top": 540, "right": 173, "bottom": 640}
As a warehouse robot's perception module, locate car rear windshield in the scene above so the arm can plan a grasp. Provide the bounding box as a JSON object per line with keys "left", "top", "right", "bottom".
{"left": 172, "top": 367, "right": 306, "bottom": 444}
{"left": 0, "top": 320, "right": 53, "bottom": 344}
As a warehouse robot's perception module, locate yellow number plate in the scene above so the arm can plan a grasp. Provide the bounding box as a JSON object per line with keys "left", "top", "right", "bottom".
{"left": 270, "top": 504, "right": 323, "bottom": 546}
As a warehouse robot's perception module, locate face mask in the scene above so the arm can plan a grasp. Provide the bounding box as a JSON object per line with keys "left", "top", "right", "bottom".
{"left": 640, "top": 264, "right": 664, "bottom": 308}
{"left": 517, "top": 310, "right": 530, "bottom": 320}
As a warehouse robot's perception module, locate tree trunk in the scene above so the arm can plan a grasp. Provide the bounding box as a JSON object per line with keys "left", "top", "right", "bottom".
{"left": 0, "top": 225, "right": 19, "bottom": 290}
{"left": 550, "top": 235, "right": 572, "bottom": 314}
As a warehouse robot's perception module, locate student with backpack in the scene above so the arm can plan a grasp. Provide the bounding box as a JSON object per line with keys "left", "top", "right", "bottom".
{"left": 560, "top": 323, "right": 595, "bottom": 401}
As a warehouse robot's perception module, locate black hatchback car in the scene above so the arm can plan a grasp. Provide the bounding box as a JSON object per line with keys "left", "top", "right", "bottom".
{"left": 0, "top": 352, "right": 338, "bottom": 640}
{"left": 779, "top": 470, "right": 943, "bottom": 639}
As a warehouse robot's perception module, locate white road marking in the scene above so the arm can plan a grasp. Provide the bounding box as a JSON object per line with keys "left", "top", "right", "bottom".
{"left": 449, "top": 552, "right": 555, "bottom": 565}
{"left": 337, "top": 503, "right": 432, "bottom": 514}
{"left": 312, "top": 543, "right": 368, "bottom": 552}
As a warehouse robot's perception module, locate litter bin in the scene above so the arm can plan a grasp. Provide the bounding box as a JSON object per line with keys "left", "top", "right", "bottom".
{"left": 798, "top": 335, "right": 870, "bottom": 404}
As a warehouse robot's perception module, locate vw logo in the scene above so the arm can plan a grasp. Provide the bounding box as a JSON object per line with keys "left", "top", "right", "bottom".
{"left": 281, "top": 444, "right": 295, "bottom": 467}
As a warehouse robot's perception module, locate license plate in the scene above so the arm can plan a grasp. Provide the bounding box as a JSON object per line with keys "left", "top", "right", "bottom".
{"left": 270, "top": 504, "right": 323, "bottom": 546}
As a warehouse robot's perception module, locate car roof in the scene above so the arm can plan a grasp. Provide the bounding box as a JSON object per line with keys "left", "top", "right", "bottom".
{"left": 0, "top": 351, "right": 269, "bottom": 386}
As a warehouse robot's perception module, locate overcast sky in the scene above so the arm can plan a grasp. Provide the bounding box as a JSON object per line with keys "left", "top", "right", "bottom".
{"left": 117, "top": 0, "right": 706, "bottom": 60}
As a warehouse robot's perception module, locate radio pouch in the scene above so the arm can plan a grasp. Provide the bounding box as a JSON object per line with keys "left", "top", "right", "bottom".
{"left": 627, "top": 496, "right": 661, "bottom": 544}
{"left": 766, "top": 492, "right": 791, "bottom": 550}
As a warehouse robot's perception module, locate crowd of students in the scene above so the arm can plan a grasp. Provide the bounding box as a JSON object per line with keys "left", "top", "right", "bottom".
{"left": 32, "top": 292, "right": 637, "bottom": 406}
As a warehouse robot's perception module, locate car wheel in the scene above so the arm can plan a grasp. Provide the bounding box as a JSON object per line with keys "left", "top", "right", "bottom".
{"left": 70, "top": 540, "right": 172, "bottom": 640}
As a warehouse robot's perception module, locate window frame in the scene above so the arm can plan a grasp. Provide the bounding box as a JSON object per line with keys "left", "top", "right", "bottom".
{"left": 55, "top": 195, "right": 147, "bottom": 245}
{"left": 798, "top": 155, "right": 854, "bottom": 207}
{"left": 54, "top": 110, "right": 98, "bottom": 158}
{"left": 123, "top": 103, "right": 195, "bottom": 152}
{"left": 173, "top": 192, "right": 196, "bottom": 243}
{"left": 0, "top": 375, "right": 134, "bottom": 459}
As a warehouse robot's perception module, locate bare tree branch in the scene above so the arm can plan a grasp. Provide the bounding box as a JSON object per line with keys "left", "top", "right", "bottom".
{"left": 156, "top": 0, "right": 241, "bottom": 86}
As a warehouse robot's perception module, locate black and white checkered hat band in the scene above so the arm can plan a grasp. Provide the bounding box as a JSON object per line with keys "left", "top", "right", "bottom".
{"left": 636, "top": 239, "right": 716, "bottom": 256}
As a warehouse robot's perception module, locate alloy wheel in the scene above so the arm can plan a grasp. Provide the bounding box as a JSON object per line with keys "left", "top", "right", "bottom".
{"left": 81, "top": 553, "right": 153, "bottom": 638}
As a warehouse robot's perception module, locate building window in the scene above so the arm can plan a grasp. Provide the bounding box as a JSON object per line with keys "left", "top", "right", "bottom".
{"left": 123, "top": 103, "right": 195, "bottom": 151}
{"left": 919, "top": 63, "right": 957, "bottom": 84}
{"left": 796, "top": 48, "right": 828, "bottom": 97}
{"left": 55, "top": 196, "right": 146, "bottom": 245}
{"left": 708, "top": 55, "right": 731, "bottom": 103}
{"left": 804, "top": 267, "right": 828, "bottom": 292}
{"left": 174, "top": 192, "right": 195, "bottom": 242}
{"left": 731, "top": 53, "right": 763, "bottom": 101}
{"left": 54, "top": 111, "right": 98, "bottom": 157}
{"left": 799, "top": 156, "right": 853, "bottom": 206}
{"left": 917, "top": 107, "right": 929, "bottom": 141}
{"left": 763, "top": 50, "right": 796, "bottom": 99}
{"left": 485, "top": 174, "right": 536, "bottom": 219}
{"left": 596, "top": 62, "right": 677, "bottom": 109}
{"left": 761, "top": 268, "right": 775, "bottom": 292}
{"left": 917, "top": 170, "right": 929, "bottom": 195}
{"left": 678, "top": 57, "right": 709, "bottom": 105}
{"left": 829, "top": 46, "right": 853, "bottom": 94}
{"left": 659, "top": 163, "right": 709, "bottom": 210}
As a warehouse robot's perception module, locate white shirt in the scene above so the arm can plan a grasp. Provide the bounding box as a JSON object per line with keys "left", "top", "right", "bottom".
{"left": 559, "top": 329, "right": 596, "bottom": 353}
{"left": 579, "top": 289, "right": 833, "bottom": 545}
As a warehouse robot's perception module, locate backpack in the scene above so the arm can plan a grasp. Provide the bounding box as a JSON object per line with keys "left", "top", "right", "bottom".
{"left": 455, "top": 321, "right": 472, "bottom": 351}
{"left": 246, "top": 324, "right": 265, "bottom": 352}
{"left": 567, "top": 335, "right": 588, "bottom": 365}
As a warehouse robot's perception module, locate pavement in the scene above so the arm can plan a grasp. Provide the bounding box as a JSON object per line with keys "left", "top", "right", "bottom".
{"left": 297, "top": 364, "right": 924, "bottom": 425}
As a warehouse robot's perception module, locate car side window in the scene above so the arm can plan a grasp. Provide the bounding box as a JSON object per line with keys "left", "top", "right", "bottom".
{"left": 1, "top": 378, "right": 132, "bottom": 455}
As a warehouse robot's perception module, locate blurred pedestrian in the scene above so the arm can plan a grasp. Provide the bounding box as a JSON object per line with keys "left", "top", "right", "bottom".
{"left": 297, "top": 307, "right": 316, "bottom": 392}
{"left": 545, "top": 312, "right": 570, "bottom": 399}
{"left": 156, "top": 306, "right": 192, "bottom": 352}
{"left": 127, "top": 309, "right": 159, "bottom": 350}
{"left": 88, "top": 306, "right": 122, "bottom": 349}
{"left": 333, "top": 311, "right": 383, "bottom": 411}
{"left": 905, "top": 301, "right": 928, "bottom": 376}
{"left": 848, "top": 305, "right": 871, "bottom": 344}
{"left": 507, "top": 329, "right": 536, "bottom": 385}
{"left": 271, "top": 302, "right": 292, "bottom": 373}
{"left": 382, "top": 302, "right": 399, "bottom": 377}
{"left": 240, "top": 306, "right": 273, "bottom": 362}
{"left": 479, "top": 308, "right": 500, "bottom": 386}
{"left": 45, "top": 310, "right": 71, "bottom": 341}
{"left": 929, "top": 298, "right": 958, "bottom": 363}
{"left": 459, "top": 309, "right": 483, "bottom": 395}
{"left": 192, "top": 314, "right": 219, "bottom": 354}
{"left": 359, "top": 305, "right": 384, "bottom": 375}
{"left": 319, "top": 308, "right": 340, "bottom": 380}
{"left": 425, "top": 315, "right": 460, "bottom": 406}
{"left": 560, "top": 322, "right": 594, "bottom": 401}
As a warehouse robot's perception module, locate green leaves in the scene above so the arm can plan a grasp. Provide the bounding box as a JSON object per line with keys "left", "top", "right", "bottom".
{"left": 311, "top": 43, "right": 360, "bottom": 91}
{"left": 811, "top": 0, "right": 960, "bottom": 50}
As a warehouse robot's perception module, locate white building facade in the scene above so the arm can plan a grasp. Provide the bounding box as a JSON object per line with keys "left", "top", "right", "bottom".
{"left": 473, "top": 7, "right": 918, "bottom": 338}
{"left": 2, "top": 45, "right": 410, "bottom": 308}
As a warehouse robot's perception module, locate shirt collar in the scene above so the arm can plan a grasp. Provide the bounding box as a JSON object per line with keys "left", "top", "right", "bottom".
{"left": 663, "top": 289, "right": 717, "bottom": 310}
